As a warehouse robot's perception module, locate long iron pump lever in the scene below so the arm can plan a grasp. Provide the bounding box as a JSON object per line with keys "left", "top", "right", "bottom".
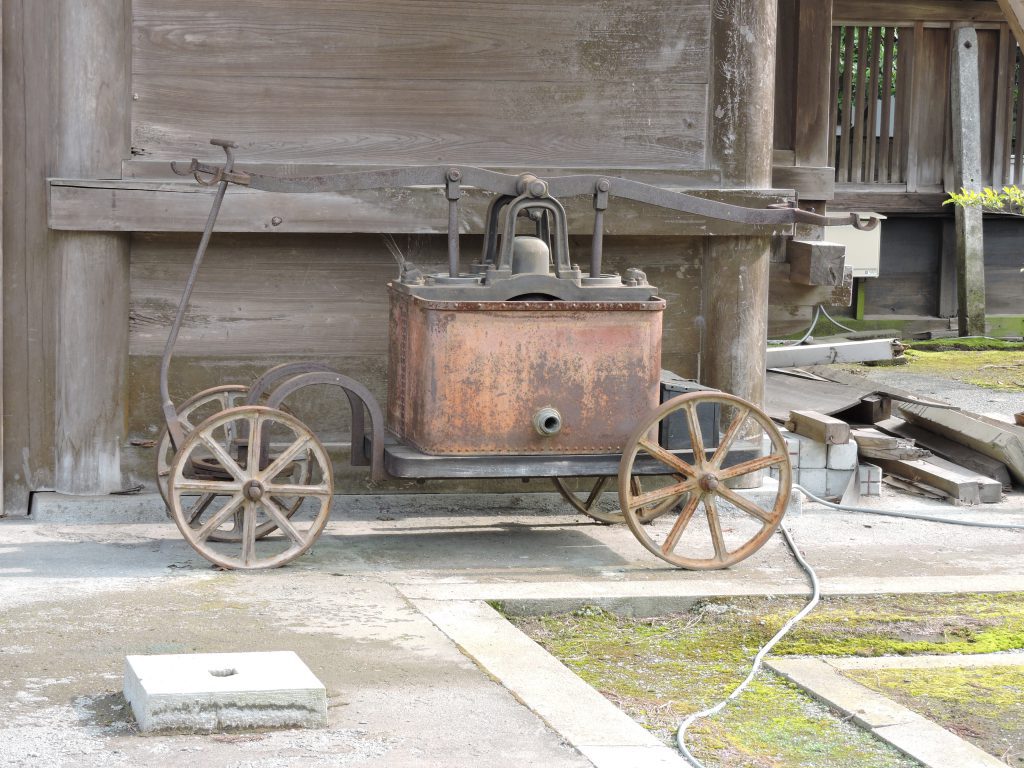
{"left": 173, "top": 154, "right": 879, "bottom": 233}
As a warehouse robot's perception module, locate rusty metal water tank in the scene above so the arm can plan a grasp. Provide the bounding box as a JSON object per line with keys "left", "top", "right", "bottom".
{"left": 386, "top": 190, "right": 664, "bottom": 456}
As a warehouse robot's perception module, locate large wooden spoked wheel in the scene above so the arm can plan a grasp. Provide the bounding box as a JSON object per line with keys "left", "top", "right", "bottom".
{"left": 168, "top": 406, "right": 333, "bottom": 570}
{"left": 618, "top": 392, "right": 791, "bottom": 570}
{"left": 551, "top": 476, "right": 678, "bottom": 524}
{"left": 156, "top": 385, "right": 311, "bottom": 543}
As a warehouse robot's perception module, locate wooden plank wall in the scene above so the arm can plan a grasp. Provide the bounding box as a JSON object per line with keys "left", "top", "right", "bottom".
{"left": 120, "top": 0, "right": 722, "bottom": 492}
{"left": 0, "top": 0, "right": 5, "bottom": 511}
{"left": 130, "top": 0, "right": 711, "bottom": 170}
{"left": 2, "top": 0, "right": 58, "bottom": 512}
{"left": 981, "top": 219, "right": 1024, "bottom": 313}
{"left": 859, "top": 215, "right": 1023, "bottom": 319}
{"left": 863, "top": 217, "right": 943, "bottom": 315}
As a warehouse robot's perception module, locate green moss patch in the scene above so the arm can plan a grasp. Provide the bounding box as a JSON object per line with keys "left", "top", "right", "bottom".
{"left": 907, "top": 338, "right": 1024, "bottom": 352}
{"left": 507, "top": 593, "right": 1024, "bottom": 766}
{"left": 846, "top": 665, "right": 1024, "bottom": 764}
{"left": 896, "top": 348, "right": 1024, "bottom": 391}
{"left": 775, "top": 592, "right": 1024, "bottom": 657}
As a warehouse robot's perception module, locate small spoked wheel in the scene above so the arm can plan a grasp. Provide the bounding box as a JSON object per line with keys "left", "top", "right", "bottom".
{"left": 168, "top": 406, "right": 333, "bottom": 570}
{"left": 157, "top": 385, "right": 311, "bottom": 543}
{"left": 618, "top": 392, "right": 791, "bottom": 570}
{"left": 551, "top": 476, "right": 678, "bottom": 524}
{"left": 156, "top": 384, "right": 249, "bottom": 510}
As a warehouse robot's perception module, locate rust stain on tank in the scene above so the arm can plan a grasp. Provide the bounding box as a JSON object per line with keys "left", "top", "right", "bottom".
{"left": 387, "top": 287, "right": 664, "bottom": 455}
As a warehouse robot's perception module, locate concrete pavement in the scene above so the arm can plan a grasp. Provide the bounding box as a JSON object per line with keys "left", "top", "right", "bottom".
{"left": 1, "top": 489, "right": 1023, "bottom": 767}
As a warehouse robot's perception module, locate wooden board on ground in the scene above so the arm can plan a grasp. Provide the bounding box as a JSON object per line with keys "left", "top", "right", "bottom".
{"left": 882, "top": 475, "right": 948, "bottom": 501}
{"left": 898, "top": 403, "right": 1024, "bottom": 485}
{"left": 850, "top": 427, "right": 930, "bottom": 461}
{"left": 875, "top": 417, "right": 1014, "bottom": 490}
{"left": 871, "top": 456, "right": 1001, "bottom": 504}
{"left": 765, "top": 370, "right": 887, "bottom": 422}
{"left": 765, "top": 338, "right": 902, "bottom": 368}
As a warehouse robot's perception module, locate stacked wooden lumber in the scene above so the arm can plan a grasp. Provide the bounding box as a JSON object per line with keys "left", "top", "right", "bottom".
{"left": 767, "top": 369, "right": 1020, "bottom": 505}
{"left": 780, "top": 410, "right": 875, "bottom": 501}
{"left": 780, "top": 403, "right": 1020, "bottom": 505}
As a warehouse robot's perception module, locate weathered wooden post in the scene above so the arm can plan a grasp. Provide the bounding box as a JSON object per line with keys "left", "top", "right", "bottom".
{"left": 53, "top": 0, "right": 130, "bottom": 494}
{"left": 950, "top": 25, "right": 986, "bottom": 337}
{"left": 702, "top": 0, "right": 777, "bottom": 406}
{"left": 997, "top": 0, "right": 1024, "bottom": 46}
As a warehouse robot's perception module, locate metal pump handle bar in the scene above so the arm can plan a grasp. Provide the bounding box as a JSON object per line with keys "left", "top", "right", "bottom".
{"left": 172, "top": 156, "right": 879, "bottom": 232}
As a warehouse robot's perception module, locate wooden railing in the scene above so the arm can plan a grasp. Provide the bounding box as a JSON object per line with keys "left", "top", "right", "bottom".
{"left": 997, "top": 44, "right": 1024, "bottom": 185}
{"left": 832, "top": 22, "right": 1022, "bottom": 191}
{"left": 831, "top": 25, "right": 908, "bottom": 184}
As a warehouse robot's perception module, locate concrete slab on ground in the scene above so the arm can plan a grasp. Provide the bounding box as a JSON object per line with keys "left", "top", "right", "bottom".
{"left": 123, "top": 651, "right": 327, "bottom": 732}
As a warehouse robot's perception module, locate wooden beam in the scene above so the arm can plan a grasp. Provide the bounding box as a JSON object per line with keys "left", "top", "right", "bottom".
{"left": 786, "top": 240, "right": 847, "bottom": 286}
{"left": 996, "top": 0, "right": 1024, "bottom": 46}
{"left": 3, "top": 0, "right": 59, "bottom": 513}
{"left": 938, "top": 218, "right": 958, "bottom": 318}
{"left": 766, "top": 338, "right": 903, "bottom": 368}
{"left": 905, "top": 23, "right": 926, "bottom": 192}
{"left": 47, "top": 179, "right": 794, "bottom": 237}
{"left": 0, "top": 0, "right": 4, "bottom": 514}
{"left": 873, "top": 456, "right": 1001, "bottom": 503}
{"left": 793, "top": 0, "right": 834, "bottom": 170}
{"left": 899, "top": 402, "right": 1024, "bottom": 484}
{"left": 950, "top": 26, "right": 987, "bottom": 336}
{"left": 834, "top": 1, "right": 1006, "bottom": 24}
{"left": 769, "top": 261, "right": 854, "bottom": 307}
{"left": 771, "top": 165, "right": 835, "bottom": 200}
{"left": 785, "top": 410, "right": 851, "bottom": 445}
{"left": 875, "top": 416, "right": 1013, "bottom": 489}
{"left": 850, "top": 427, "right": 930, "bottom": 461}
{"left": 832, "top": 188, "right": 948, "bottom": 213}
{"left": 53, "top": 0, "right": 130, "bottom": 495}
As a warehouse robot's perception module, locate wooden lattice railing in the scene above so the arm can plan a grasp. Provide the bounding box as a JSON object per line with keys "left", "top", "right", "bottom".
{"left": 832, "top": 22, "right": 1023, "bottom": 189}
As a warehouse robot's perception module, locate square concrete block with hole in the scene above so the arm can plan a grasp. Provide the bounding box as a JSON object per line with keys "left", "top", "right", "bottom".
{"left": 124, "top": 651, "right": 327, "bottom": 732}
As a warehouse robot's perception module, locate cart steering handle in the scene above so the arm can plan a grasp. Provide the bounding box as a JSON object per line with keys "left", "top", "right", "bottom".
{"left": 161, "top": 140, "right": 237, "bottom": 450}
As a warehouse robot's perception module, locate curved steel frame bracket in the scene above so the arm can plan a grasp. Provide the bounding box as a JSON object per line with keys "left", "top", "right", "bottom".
{"left": 264, "top": 370, "right": 387, "bottom": 483}
{"left": 246, "top": 362, "right": 336, "bottom": 406}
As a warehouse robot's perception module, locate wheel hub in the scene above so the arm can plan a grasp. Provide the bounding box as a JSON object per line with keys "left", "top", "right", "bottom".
{"left": 243, "top": 479, "right": 265, "bottom": 501}
{"left": 699, "top": 473, "right": 720, "bottom": 492}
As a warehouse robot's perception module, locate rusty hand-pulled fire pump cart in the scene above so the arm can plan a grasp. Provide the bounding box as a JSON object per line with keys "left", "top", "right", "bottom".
{"left": 158, "top": 139, "right": 874, "bottom": 571}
